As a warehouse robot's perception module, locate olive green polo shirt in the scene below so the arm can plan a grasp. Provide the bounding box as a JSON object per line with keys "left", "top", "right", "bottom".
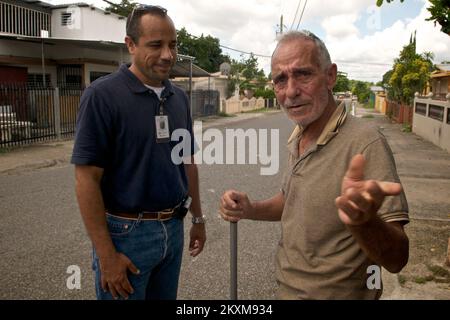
{"left": 276, "top": 103, "right": 409, "bottom": 300}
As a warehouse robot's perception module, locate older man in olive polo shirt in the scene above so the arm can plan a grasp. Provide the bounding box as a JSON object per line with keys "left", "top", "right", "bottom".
{"left": 219, "top": 30, "right": 409, "bottom": 299}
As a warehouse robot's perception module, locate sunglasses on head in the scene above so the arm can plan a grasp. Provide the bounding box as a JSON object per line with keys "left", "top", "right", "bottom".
{"left": 129, "top": 4, "right": 168, "bottom": 21}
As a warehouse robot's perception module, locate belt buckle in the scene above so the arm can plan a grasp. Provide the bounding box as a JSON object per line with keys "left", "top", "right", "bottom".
{"left": 158, "top": 208, "right": 173, "bottom": 221}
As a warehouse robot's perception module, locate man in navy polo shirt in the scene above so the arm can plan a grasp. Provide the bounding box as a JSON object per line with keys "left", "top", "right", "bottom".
{"left": 71, "top": 5, "right": 206, "bottom": 300}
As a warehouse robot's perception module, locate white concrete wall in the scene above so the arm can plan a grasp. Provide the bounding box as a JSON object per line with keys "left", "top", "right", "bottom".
{"left": 222, "top": 97, "right": 265, "bottom": 114}
{"left": 51, "top": 6, "right": 126, "bottom": 43}
{"left": 413, "top": 97, "right": 450, "bottom": 153}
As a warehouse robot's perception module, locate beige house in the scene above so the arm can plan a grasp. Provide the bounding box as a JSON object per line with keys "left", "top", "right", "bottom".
{"left": 429, "top": 64, "right": 450, "bottom": 100}
{"left": 413, "top": 64, "right": 450, "bottom": 153}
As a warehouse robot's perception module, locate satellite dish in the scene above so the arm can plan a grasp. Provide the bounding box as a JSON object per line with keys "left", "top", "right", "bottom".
{"left": 220, "top": 62, "right": 231, "bottom": 75}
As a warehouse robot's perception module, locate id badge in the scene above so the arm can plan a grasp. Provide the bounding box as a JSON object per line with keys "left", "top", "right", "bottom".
{"left": 155, "top": 115, "right": 170, "bottom": 143}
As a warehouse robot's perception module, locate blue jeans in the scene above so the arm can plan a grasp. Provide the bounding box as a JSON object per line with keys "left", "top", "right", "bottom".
{"left": 92, "top": 214, "right": 184, "bottom": 300}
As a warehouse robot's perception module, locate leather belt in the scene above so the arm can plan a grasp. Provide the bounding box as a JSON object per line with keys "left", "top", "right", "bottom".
{"left": 106, "top": 196, "right": 191, "bottom": 221}
{"left": 106, "top": 208, "right": 175, "bottom": 221}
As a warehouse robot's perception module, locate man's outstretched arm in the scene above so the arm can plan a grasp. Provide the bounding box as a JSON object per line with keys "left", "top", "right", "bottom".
{"left": 335, "top": 154, "right": 409, "bottom": 273}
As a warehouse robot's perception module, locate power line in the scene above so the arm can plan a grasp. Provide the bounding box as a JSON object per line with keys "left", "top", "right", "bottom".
{"left": 289, "top": 0, "right": 302, "bottom": 31}
{"left": 218, "top": 44, "right": 271, "bottom": 58}
{"left": 296, "top": 0, "right": 308, "bottom": 30}
{"left": 335, "top": 60, "right": 392, "bottom": 66}
{"left": 185, "top": 30, "right": 271, "bottom": 58}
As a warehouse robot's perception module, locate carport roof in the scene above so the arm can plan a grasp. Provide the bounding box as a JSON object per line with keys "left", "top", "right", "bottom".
{"left": 0, "top": 33, "right": 210, "bottom": 78}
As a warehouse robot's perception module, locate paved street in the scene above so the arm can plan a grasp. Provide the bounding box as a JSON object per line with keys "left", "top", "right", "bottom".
{"left": 0, "top": 112, "right": 292, "bottom": 299}
{"left": 0, "top": 108, "right": 449, "bottom": 299}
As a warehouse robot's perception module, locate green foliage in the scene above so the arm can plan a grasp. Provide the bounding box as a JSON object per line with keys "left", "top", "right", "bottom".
{"left": 334, "top": 72, "right": 350, "bottom": 92}
{"left": 376, "top": 0, "right": 449, "bottom": 35}
{"left": 426, "top": 0, "right": 450, "bottom": 35}
{"left": 177, "top": 28, "right": 230, "bottom": 73}
{"left": 386, "top": 35, "right": 434, "bottom": 104}
{"left": 397, "top": 274, "right": 407, "bottom": 285}
{"left": 351, "top": 80, "right": 371, "bottom": 103}
{"left": 217, "top": 111, "right": 235, "bottom": 117}
{"left": 254, "top": 88, "right": 276, "bottom": 99}
{"left": 103, "top": 0, "right": 137, "bottom": 17}
{"left": 227, "top": 54, "right": 268, "bottom": 96}
{"left": 376, "top": 0, "right": 404, "bottom": 6}
{"left": 401, "top": 123, "right": 412, "bottom": 132}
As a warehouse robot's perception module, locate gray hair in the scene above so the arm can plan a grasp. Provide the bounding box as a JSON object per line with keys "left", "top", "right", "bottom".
{"left": 273, "top": 30, "right": 332, "bottom": 70}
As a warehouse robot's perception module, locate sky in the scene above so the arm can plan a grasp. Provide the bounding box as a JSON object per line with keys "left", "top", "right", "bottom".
{"left": 47, "top": 0, "right": 450, "bottom": 83}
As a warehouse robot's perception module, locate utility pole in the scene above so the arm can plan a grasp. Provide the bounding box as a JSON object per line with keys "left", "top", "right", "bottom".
{"left": 280, "top": 15, "right": 284, "bottom": 34}
{"left": 276, "top": 15, "right": 284, "bottom": 37}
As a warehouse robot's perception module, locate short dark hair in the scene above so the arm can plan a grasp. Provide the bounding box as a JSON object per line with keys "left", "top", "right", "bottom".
{"left": 126, "top": 5, "right": 168, "bottom": 44}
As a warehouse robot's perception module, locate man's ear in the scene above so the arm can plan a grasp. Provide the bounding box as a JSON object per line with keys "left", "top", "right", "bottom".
{"left": 327, "top": 63, "right": 337, "bottom": 91}
{"left": 125, "top": 36, "right": 136, "bottom": 54}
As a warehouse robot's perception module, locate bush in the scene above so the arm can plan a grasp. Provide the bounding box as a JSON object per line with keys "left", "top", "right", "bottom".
{"left": 254, "top": 88, "right": 276, "bottom": 99}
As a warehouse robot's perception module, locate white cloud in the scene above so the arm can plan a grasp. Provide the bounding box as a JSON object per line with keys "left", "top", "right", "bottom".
{"left": 326, "top": 2, "right": 450, "bottom": 82}
{"left": 321, "top": 14, "right": 360, "bottom": 39}
{"left": 48, "top": 0, "right": 450, "bottom": 82}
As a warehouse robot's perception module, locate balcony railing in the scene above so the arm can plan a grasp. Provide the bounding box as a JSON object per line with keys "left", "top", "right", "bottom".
{"left": 0, "top": 1, "right": 51, "bottom": 37}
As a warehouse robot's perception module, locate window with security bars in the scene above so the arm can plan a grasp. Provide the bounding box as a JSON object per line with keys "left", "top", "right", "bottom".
{"left": 415, "top": 103, "right": 427, "bottom": 116}
{"left": 61, "top": 12, "right": 72, "bottom": 26}
{"left": 90, "top": 72, "right": 110, "bottom": 84}
{"left": 27, "top": 74, "right": 51, "bottom": 87}
{"left": 428, "top": 105, "right": 444, "bottom": 122}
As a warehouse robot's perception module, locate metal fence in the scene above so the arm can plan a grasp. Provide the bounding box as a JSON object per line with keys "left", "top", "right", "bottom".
{"left": 190, "top": 89, "right": 220, "bottom": 118}
{"left": 0, "top": 85, "right": 222, "bottom": 148}
{"left": 0, "top": 83, "right": 82, "bottom": 148}
{"left": 386, "top": 100, "right": 413, "bottom": 125}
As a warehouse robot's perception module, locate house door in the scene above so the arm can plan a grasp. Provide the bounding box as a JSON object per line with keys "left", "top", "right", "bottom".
{"left": 0, "top": 66, "right": 28, "bottom": 121}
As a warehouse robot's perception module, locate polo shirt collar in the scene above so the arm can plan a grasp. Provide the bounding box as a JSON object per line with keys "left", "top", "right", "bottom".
{"left": 287, "top": 102, "right": 347, "bottom": 157}
{"left": 119, "top": 63, "right": 175, "bottom": 98}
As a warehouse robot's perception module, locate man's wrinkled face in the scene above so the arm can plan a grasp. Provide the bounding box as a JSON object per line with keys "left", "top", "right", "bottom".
{"left": 126, "top": 14, "right": 177, "bottom": 86}
{"left": 271, "top": 39, "right": 336, "bottom": 128}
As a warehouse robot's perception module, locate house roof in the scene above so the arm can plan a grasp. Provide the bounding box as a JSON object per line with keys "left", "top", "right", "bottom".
{"left": 436, "top": 64, "right": 450, "bottom": 72}
{"left": 171, "top": 58, "right": 210, "bottom": 77}
{"left": 431, "top": 72, "right": 450, "bottom": 79}
{"left": 431, "top": 64, "right": 450, "bottom": 79}
{"left": 22, "top": 0, "right": 54, "bottom": 8}
{"left": 0, "top": 34, "right": 209, "bottom": 78}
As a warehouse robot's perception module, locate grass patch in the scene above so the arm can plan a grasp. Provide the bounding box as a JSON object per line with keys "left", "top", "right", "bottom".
{"left": 362, "top": 114, "right": 374, "bottom": 119}
{"left": 413, "top": 276, "right": 428, "bottom": 284}
{"left": 427, "top": 265, "right": 450, "bottom": 278}
{"left": 241, "top": 107, "right": 271, "bottom": 113}
{"left": 397, "top": 274, "right": 407, "bottom": 286}
{"left": 401, "top": 124, "right": 412, "bottom": 133}
{"left": 217, "top": 112, "right": 236, "bottom": 117}
{"left": 363, "top": 103, "right": 375, "bottom": 109}
{"left": 0, "top": 147, "right": 12, "bottom": 154}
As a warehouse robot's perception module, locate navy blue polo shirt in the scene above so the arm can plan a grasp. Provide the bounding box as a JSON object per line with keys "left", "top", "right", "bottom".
{"left": 71, "top": 64, "right": 196, "bottom": 212}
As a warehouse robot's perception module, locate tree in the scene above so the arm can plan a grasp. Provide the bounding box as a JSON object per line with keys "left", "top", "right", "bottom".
{"left": 103, "top": 0, "right": 137, "bottom": 17}
{"left": 376, "top": 0, "right": 450, "bottom": 35}
{"left": 334, "top": 72, "right": 350, "bottom": 92}
{"left": 352, "top": 80, "right": 372, "bottom": 103}
{"left": 426, "top": 0, "right": 450, "bottom": 35}
{"left": 386, "top": 34, "right": 434, "bottom": 104}
{"left": 177, "top": 28, "right": 230, "bottom": 73}
{"left": 227, "top": 54, "right": 267, "bottom": 97}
